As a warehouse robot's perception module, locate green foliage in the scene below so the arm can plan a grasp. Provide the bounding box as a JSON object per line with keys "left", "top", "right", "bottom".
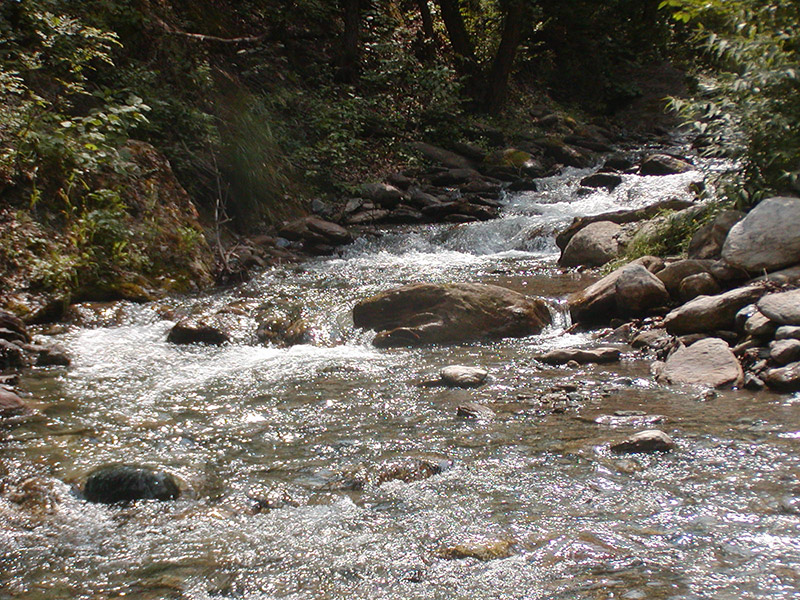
{"left": 662, "top": 0, "right": 800, "bottom": 204}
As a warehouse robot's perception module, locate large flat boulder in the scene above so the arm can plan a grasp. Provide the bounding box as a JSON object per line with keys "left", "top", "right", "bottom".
{"left": 353, "top": 283, "right": 551, "bottom": 348}
{"left": 559, "top": 221, "right": 623, "bottom": 268}
{"left": 721, "top": 197, "right": 800, "bottom": 273}
{"left": 757, "top": 289, "right": 800, "bottom": 326}
{"left": 663, "top": 286, "right": 766, "bottom": 335}
{"left": 656, "top": 337, "right": 743, "bottom": 388}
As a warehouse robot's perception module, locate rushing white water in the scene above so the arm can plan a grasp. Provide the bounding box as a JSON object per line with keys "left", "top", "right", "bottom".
{"left": 4, "top": 162, "right": 800, "bottom": 600}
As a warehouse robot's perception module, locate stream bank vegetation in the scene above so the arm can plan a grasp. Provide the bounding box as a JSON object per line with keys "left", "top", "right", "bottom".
{"left": 0, "top": 0, "right": 796, "bottom": 315}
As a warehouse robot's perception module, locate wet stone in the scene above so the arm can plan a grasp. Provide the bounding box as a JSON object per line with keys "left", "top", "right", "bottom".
{"left": 440, "top": 365, "right": 489, "bottom": 388}
{"left": 457, "top": 402, "right": 495, "bottom": 420}
{"left": 538, "top": 347, "right": 621, "bottom": 365}
{"left": 610, "top": 429, "right": 676, "bottom": 453}
{"left": 83, "top": 465, "right": 181, "bottom": 504}
{"left": 438, "top": 539, "right": 514, "bottom": 561}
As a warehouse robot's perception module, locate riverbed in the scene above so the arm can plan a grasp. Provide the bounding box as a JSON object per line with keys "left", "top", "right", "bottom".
{"left": 2, "top": 162, "right": 800, "bottom": 600}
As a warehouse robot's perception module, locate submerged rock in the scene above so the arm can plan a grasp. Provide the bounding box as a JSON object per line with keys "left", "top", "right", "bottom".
{"left": 375, "top": 456, "right": 451, "bottom": 486}
{"left": 610, "top": 429, "right": 676, "bottom": 453}
{"left": 656, "top": 337, "right": 743, "bottom": 388}
{"left": 438, "top": 538, "right": 514, "bottom": 561}
{"left": 456, "top": 402, "right": 496, "bottom": 420}
{"left": 83, "top": 465, "right": 181, "bottom": 503}
{"left": 352, "top": 283, "right": 551, "bottom": 348}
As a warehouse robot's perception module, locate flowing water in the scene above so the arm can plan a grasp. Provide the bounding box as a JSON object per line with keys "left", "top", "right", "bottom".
{"left": 3, "top": 163, "right": 800, "bottom": 600}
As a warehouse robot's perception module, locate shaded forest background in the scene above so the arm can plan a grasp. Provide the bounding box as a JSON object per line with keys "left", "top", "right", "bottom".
{"left": 0, "top": 0, "right": 798, "bottom": 310}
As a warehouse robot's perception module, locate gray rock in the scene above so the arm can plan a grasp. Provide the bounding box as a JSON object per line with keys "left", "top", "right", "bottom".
{"left": 431, "top": 168, "right": 482, "bottom": 186}
{"left": 84, "top": 465, "right": 181, "bottom": 503}
{"left": 631, "top": 328, "right": 671, "bottom": 350}
{"left": 580, "top": 172, "right": 623, "bottom": 191}
{"left": 679, "top": 272, "right": 721, "bottom": 302}
{"left": 763, "top": 362, "right": 800, "bottom": 392}
{"left": 559, "top": 221, "right": 623, "bottom": 268}
{"left": 353, "top": 283, "right": 551, "bottom": 348}
{"left": 639, "top": 154, "right": 693, "bottom": 175}
{"left": 688, "top": 210, "right": 745, "bottom": 260}
{"left": 412, "top": 142, "right": 475, "bottom": 170}
{"left": 614, "top": 264, "right": 670, "bottom": 315}
{"left": 537, "top": 347, "right": 621, "bottom": 365}
{"left": 610, "top": 429, "right": 676, "bottom": 453}
{"left": 751, "top": 264, "right": 800, "bottom": 286}
{"left": 568, "top": 257, "right": 664, "bottom": 324}
{"left": 457, "top": 402, "right": 496, "bottom": 420}
{"left": 722, "top": 196, "right": 800, "bottom": 273}
{"left": 656, "top": 259, "right": 715, "bottom": 298}
{"left": 440, "top": 365, "right": 489, "bottom": 388}
{"left": 757, "top": 289, "right": 800, "bottom": 326}
{"left": 770, "top": 339, "right": 800, "bottom": 366}
{"left": 664, "top": 286, "right": 767, "bottom": 335}
{"left": 359, "top": 183, "right": 405, "bottom": 208}
{"left": 657, "top": 337, "right": 743, "bottom": 388}
{"left": 744, "top": 310, "right": 778, "bottom": 339}
{"left": 0, "top": 389, "right": 32, "bottom": 419}
{"left": 776, "top": 326, "right": 800, "bottom": 341}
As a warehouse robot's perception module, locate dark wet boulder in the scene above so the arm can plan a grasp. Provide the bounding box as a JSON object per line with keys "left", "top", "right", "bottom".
{"left": 167, "top": 317, "right": 230, "bottom": 345}
{"left": 656, "top": 337, "right": 743, "bottom": 389}
{"left": 33, "top": 344, "right": 71, "bottom": 367}
{"left": 353, "top": 283, "right": 551, "bottom": 348}
{"left": 83, "top": 465, "right": 181, "bottom": 503}
{"left": 639, "top": 154, "right": 693, "bottom": 175}
{"left": 580, "top": 172, "right": 623, "bottom": 191}
{"left": 431, "top": 168, "right": 482, "bottom": 186}
{"left": 610, "top": 430, "right": 676, "bottom": 453}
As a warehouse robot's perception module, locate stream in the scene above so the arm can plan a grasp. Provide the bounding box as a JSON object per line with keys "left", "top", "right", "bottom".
{"left": 2, "top": 161, "right": 800, "bottom": 600}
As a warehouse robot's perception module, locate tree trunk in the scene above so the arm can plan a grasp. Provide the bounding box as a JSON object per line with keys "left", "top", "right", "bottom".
{"left": 435, "top": 0, "right": 475, "bottom": 64}
{"left": 483, "top": 0, "right": 527, "bottom": 113}
{"left": 335, "top": 0, "right": 362, "bottom": 84}
{"left": 416, "top": 0, "right": 435, "bottom": 40}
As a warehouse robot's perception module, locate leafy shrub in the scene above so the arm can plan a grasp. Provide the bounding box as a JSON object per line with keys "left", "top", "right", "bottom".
{"left": 662, "top": 0, "right": 800, "bottom": 205}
